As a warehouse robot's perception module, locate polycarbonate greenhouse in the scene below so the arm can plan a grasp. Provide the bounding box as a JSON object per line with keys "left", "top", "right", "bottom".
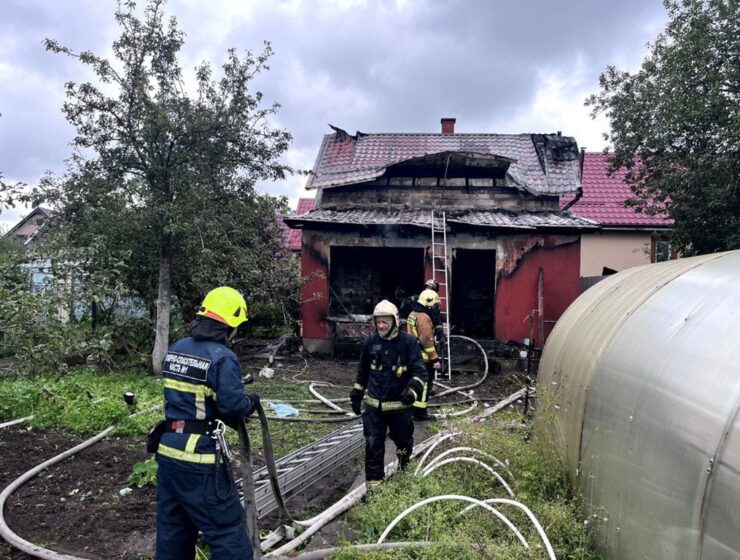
{"left": 538, "top": 250, "right": 740, "bottom": 559}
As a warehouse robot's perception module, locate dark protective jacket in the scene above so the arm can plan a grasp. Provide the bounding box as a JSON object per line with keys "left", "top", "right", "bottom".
{"left": 157, "top": 318, "right": 255, "bottom": 473}
{"left": 354, "top": 330, "right": 427, "bottom": 412}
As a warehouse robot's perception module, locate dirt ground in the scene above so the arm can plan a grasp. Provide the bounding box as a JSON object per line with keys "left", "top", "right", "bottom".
{"left": 0, "top": 350, "right": 529, "bottom": 559}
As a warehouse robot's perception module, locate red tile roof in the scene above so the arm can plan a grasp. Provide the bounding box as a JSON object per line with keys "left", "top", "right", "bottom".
{"left": 562, "top": 152, "right": 673, "bottom": 228}
{"left": 307, "top": 129, "right": 582, "bottom": 195}
{"left": 280, "top": 198, "right": 315, "bottom": 251}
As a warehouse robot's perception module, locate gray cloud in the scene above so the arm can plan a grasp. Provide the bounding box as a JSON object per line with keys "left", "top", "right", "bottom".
{"left": 1, "top": 0, "right": 666, "bottom": 211}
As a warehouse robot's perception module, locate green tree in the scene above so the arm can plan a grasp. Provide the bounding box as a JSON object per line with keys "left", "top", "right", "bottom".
{"left": 587, "top": 0, "right": 740, "bottom": 255}
{"left": 26, "top": 0, "right": 294, "bottom": 373}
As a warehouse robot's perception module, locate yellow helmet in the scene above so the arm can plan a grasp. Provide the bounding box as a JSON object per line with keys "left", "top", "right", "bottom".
{"left": 418, "top": 289, "right": 440, "bottom": 308}
{"left": 197, "top": 286, "right": 248, "bottom": 328}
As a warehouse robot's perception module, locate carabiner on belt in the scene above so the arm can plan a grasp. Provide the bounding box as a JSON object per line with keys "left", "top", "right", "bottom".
{"left": 211, "top": 419, "right": 233, "bottom": 461}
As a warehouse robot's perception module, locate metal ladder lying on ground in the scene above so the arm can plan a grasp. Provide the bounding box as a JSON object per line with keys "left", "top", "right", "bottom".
{"left": 431, "top": 210, "right": 452, "bottom": 380}
{"left": 237, "top": 420, "right": 365, "bottom": 519}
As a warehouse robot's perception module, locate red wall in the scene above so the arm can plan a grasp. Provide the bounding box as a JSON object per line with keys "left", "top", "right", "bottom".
{"left": 300, "top": 234, "right": 331, "bottom": 340}
{"left": 494, "top": 239, "right": 580, "bottom": 346}
{"left": 299, "top": 232, "right": 581, "bottom": 348}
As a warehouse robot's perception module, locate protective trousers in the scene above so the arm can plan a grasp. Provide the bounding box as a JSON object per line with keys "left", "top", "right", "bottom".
{"left": 155, "top": 460, "right": 253, "bottom": 560}
{"left": 412, "top": 362, "right": 435, "bottom": 418}
{"left": 362, "top": 407, "right": 414, "bottom": 481}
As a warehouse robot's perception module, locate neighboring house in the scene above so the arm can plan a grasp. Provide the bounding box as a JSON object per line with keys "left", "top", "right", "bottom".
{"left": 285, "top": 119, "right": 598, "bottom": 354}
{"left": 562, "top": 152, "right": 674, "bottom": 278}
{"left": 3, "top": 207, "right": 54, "bottom": 246}
{"left": 2, "top": 207, "right": 56, "bottom": 291}
{"left": 278, "top": 198, "right": 316, "bottom": 252}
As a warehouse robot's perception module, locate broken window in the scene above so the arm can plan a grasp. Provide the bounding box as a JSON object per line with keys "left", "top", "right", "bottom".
{"left": 329, "top": 246, "right": 424, "bottom": 316}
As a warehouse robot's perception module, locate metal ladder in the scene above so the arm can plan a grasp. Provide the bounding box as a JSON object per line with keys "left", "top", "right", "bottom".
{"left": 431, "top": 210, "right": 452, "bottom": 380}
{"left": 237, "top": 420, "right": 364, "bottom": 519}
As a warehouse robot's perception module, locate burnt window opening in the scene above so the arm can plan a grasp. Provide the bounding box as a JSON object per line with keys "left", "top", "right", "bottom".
{"left": 329, "top": 246, "right": 424, "bottom": 316}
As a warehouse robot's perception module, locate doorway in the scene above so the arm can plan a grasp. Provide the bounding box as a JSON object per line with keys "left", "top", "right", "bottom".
{"left": 450, "top": 249, "right": 495, "bottom": 337}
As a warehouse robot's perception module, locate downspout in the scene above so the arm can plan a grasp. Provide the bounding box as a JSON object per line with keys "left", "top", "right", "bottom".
{"left": 562, "top": 147, "right": 586, "bottom": 212}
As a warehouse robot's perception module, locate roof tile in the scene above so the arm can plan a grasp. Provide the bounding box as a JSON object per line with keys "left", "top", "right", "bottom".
{"left": 307, "top": 131, "right": 581, "bottom": 195}
{"left": 562, "top": 152, "right": 673, "bottom": 227}
{"left": 280, "top": 198, "right": 315, "bottom": 251}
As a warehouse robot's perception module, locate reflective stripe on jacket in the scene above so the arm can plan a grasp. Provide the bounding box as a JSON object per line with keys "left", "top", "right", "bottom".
{"left": 406, "top": 311, "right": 439, "bottom": 362}
{"left": 157, "top": 335, "right": 254, "bottom": 472}
{"left": 354, "top": 331, "right": 427, "bottom": 413}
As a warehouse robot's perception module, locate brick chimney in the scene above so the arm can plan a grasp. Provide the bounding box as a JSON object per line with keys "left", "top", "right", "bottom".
{"left": 441, "top": 117, "right": 456, "bottom": 135}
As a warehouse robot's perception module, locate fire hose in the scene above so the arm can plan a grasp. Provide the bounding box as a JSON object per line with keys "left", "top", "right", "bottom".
{"left": 238, "top": 400, "right": 296, "bottom": 559}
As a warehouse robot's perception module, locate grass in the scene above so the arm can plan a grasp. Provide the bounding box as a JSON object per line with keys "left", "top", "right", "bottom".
{"left": 334, "top": 410, "right": 603, "bottom": 560}
{"left": 0, "top": 366, "right": 162, "bottom": 435}
{"left": 0, "top": 368, "right": 351, "bottom": 456}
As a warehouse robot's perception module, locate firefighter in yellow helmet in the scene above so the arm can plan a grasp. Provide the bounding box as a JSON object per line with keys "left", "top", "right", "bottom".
{"left": 155, "top": 286, "right": 258, "bottom": 560}
{"left": 404, "top": 288, "right": 441, "bottom": 421}
{"left": 350, "top": 300, "right": 427, "bottom": 487}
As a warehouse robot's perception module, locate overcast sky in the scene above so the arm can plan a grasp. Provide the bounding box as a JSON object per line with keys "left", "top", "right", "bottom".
{"left": 0, "top": 0, "right": 667, "bottom": 230}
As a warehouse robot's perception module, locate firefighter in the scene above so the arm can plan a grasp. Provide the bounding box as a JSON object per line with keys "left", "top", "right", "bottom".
{"left": 405, "top": 288, "right": 442, "bottom": 421}
{"left": 423, "top": 279, "right": 444, "bottom": 337}
{"left": 155, "top": 286, "right": 258, "bottom": 560}
{"left": 398, "top": 279, "right": 442, "bottom": 328}
{"left": 350, "top": 300, "right": 427, "bottom": 489}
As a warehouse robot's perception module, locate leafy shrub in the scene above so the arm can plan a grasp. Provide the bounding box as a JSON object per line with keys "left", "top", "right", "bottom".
{"left": 128, "top": 457, "right": 158, "bottom": 488}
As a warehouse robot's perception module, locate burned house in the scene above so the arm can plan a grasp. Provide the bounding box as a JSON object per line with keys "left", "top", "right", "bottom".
{"left": 285, "top": 119, "right": 598, "bottom": 354}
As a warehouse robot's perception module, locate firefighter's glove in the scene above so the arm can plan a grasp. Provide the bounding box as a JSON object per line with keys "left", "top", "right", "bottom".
{"left": 248, "top": 393, "right": 261, "bottom": 411}
{"left": 432, "top": 359, "right": 442, "bottom": 371}
{"left": 350, "top": 388, "right": 364, "bottom": 415}
{"left": 400, "top": 387, "right": 417, "bottom": 406}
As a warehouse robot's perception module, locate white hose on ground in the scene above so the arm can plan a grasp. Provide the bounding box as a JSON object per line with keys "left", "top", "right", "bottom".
{"left": 421, "top": 457, "right": 515, "bottom": 497}
{"left": 0, "top": 415, "right": 34, "bottom": 429}
{"left": 432, "top": 334, "right": 489, "bottom": 399}
{"left": 434, "top": 401, "right": 478, "bottom": 418}
{"left": 264, "top": 414, "right": 360, "bottom": 424}
{"left": 414, "top": 432, "right": 460, "bottom": 476}
{"left": 266, "top": 397, "right": 352, "bottom": 404}
{"left": 423, "top": 446, "right": 515, "bottom": 482}
{"left": 460, "top": 498, "right": 557, "bottom": 560}
{"left": 472, "top": 387, "right": 531, "bottom": 421}
{"left": 270, "top": 385, "right": 532, "bottom": 555}
{"left": 0, "top": 405, "right": 158, "bottom": 560}
{"left": 308, "top": 383, "right": 348, "bottom": 413}
{"left": 272, "top": 541, "right": 435, "bottom": 559}
{"left": 376, "top": 494, "right": 528, "bottom": 549}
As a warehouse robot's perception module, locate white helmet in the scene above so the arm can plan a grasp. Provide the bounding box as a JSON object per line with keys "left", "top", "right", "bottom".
{"left": 372, "top": 300, "right": 399, "bottom": 339}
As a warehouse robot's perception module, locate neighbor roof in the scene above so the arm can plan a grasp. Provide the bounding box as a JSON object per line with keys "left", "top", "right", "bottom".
{"left": 4, "top": 206, "right": 55, "bottom": 245}
{"left": 280, "top": 198, "right": 315, "bottom": 251}
{"left": 284, "top": 207, "right": 597, "bottom": 231}
{"left": 306, "top": 128, "right": 582, "bottom": 195}
{"left": 562, "top": 152, "right": 673, "bottom": 228}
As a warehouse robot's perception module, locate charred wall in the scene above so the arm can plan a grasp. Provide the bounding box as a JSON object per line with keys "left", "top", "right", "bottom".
{"left": 299, "top": 226, "right": 581, "bottom": 353}
{"left": 319, "top": 181, "right": 559, "bottom": 212}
